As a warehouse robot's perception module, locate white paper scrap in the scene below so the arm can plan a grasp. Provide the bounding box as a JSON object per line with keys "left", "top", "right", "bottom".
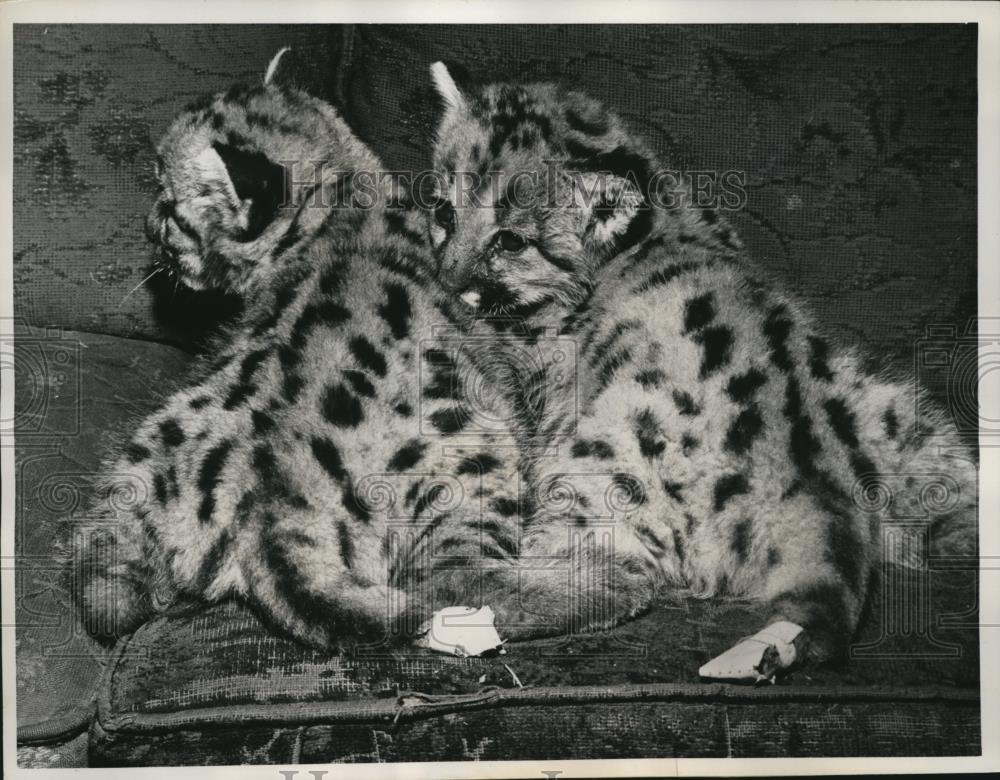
{"left": 418, "top": 606, "right": 504, "bottom": 657}
{"left": 698, "top": 621, "right": 804, "bottom": 683}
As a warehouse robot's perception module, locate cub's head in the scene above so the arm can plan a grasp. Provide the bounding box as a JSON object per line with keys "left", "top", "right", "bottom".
{"left": 147, "top": 49, "right": 380, "bottom": 295}
{"left": 427, "top": 62, "right": 658, "bottom": 317}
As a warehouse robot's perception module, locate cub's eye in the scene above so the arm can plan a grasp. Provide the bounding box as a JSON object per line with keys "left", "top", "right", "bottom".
{"left": 434, "top": 199, "right": 455, "bottom": 231}
{"left": 496, "top": 230, "right": 527, "bottom": 254}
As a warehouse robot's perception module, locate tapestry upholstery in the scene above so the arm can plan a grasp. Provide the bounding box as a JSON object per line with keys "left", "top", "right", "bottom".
{"left": 91, "top": 570, "right": 979, "bottom": 765}
{"left": 13, "top": 24, "right": 979, "bottom": 766}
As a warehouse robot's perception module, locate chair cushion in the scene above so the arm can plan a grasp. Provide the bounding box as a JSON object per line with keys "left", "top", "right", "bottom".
{"left": 90, "top": 567, "right": 979, "bottom": 764}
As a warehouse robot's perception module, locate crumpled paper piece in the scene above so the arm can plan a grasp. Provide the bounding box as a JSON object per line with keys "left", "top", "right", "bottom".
{"left": 416, "top": 606, "right": 506, "bottom": 657}
{"left": 699, "top": 621, "right": 804, "bottom": 683}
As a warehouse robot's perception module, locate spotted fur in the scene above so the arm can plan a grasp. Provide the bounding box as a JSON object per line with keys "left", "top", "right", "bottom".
{"left": 69, "top": 76, "right": 537, "bottom": 650}
{"left": 425, "top": 64, "right": 978, "bottom": 662}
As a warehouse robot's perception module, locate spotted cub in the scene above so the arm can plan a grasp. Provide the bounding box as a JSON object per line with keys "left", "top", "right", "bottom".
{"left": 424, "top": 63, "right": 978, "bottom": 665}
{"left": 69, "top": 66, "right": 532, "bottom": 650}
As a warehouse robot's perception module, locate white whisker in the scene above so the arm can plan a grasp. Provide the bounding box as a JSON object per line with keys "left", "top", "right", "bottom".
{"left": 118, "top": 267, "right": 162, "bottom": 308}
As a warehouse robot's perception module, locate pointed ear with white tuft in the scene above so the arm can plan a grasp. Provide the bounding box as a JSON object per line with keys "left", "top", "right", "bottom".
{"left": 263, "top": 46, "right": 292, "bottom": 86}
{"left": 430, "top": 61, "right": 467, "bottom": 111}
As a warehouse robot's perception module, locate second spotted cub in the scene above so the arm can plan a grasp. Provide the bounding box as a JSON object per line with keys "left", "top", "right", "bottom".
{"left": 425, "top": 63, "right": 978, "bottom": 670}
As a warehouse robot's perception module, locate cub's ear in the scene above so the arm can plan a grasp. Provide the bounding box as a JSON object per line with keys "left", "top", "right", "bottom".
{"left": 212, "top": 142, "right": 289, "bottom": 240}
{"left": 263, "top": 46, "right": 292, "bottom": 87}
{"left": 430, "top": 61, "right": 470, "bottom": 112}
{"left": 572, "top": 170, "right": 651, "bottom": 257}
{"left": 569, "top": 145, "right": 654, "bottom": 256}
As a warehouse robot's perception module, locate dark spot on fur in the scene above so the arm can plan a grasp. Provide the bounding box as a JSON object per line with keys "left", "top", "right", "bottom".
{"left": 781, "top": 481, "right": 803, "bottom": 500}
{"left": 589, "top": 320, "right": 640, "bottom": 368}
{"left": 349, "top": 336, "right": 387, "bottom": 377}
{"left": 681, "top": 434, "right": 699, "bottom": 455}
{"left": 197, "top": 439, "right": 234, "bottom": 523}
{"left": 394, "top": 401, "right": 413, "bottom": 417}
{"left": 322, "top": 383, "right": 364, "bottom": 428}
{"left": 683, "top": 293, "right": 716, "bottom": 333}
{"left": 429, "top": 406, "right": 470, "bottom": 435}
{"left": 632, "top": 260, "right": 702, "bottom": 295}
{"left": 570, "top": 439, "right": 615, "bottom": 459}
{"left": 251, "top": 444, "right": 280, "bottom": 485}
{"left": 713, "top": 473, "right": 749, "bottom": 511}
{"left": 790, "top": 417, "right": 822, "bottom": 478}
{"left": 223, "top": 383, "right": 256, "bottom": 410}
{"left": 850, "top": 452, "right": 877, "bottom": 481}
{"left": 635, "top": 369, "right": 666, "bottom": 389}
{"left": 153, "top": 472, "right": 168, "bottom": 505}
{"left": 404, "top": 480, "right": 423, "bottom": 506}
{"left": 378, "top": 281, "right": 412, "bottom": 341}
{"left": 823, "top": 397, "right": 859, "bottom": 448}
{"left": 672, "top": 528, "right": 686, "bottom": 562}
{"left": 662, "top": 480, "right": 685, "bottom": 503}
{"left": 807, "top": 336, "right": 835, "bottom": 381}
{"left": 337, "top": 521, "right": 355, "bottom": 568}
{"left": 726, "top": 368, "right": 768, "bottom": 404}
{"left": 672, "top": 389, "right": 701, "bottom": 416}
{"left": 387, "top": 439, "right": 427, "bottom": 472}
{"left": 319, "top": 262, "right": 346, "bottom": 295}
{"left": 159, "top": 419, "right": 185, "bottom": 447}
{"left": 634, "top": 407, "right": 667, "bottom": 459}
{"left": 693, "top": 325, "right": 734, "bottom": 378}
{"left": 290, "top": 300, "right": 351, "bottom": 350}
{"left": 189, "top": 395, "right": 212, "bottom": 409}
{"left": 724, "top": 405, "right": 765, "bottom": 455}
{"left": 767, "top": 547, "right": 782, "bottom": 568}
{"left": 763, "top": 306, "right": 794, "bottom": 371}
{"left": 612, "top": 472, "right": 647, "bottom": 506}
{"left": 491, "top": 497, "right": 518, "bottom": 517}
{"left": 342, "top": 369, "right": 376, "bottom": 398}
{"left": 310, "top": 436, "right": 346, "bottom": 482}
{"left": 731, "top": 518, "right": 752, "bottom": 563}
{"left": 422, "top": 348, "right": 461, "bottom": 400}
{"left": 282, "top": 373, "right": 304, "bottom": 404}
{"left": 883, "top": 407, "right": 899, "bottom": 439}
{"left": 125, "top": 441, "right": 150, "bottom": 464}
{"left": 192, "top": 528, "right": 233, "bottom": 593}
{"left": 456, "top": 452, "right": 503, "bottom": 476}
{"left": 411, "top": 482, "right": 446, "bottom": 520}
{"left": 784, "top": 376, "right": 822, "bottom": 477}
{"left": 251, "top": 409, "right": 274, "bottom": 436}
{"left": 273, "top": 220, "right": 301, "bottom": 257}
{"left": 341, "top": 483, "right": 371, "bottom": 524}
